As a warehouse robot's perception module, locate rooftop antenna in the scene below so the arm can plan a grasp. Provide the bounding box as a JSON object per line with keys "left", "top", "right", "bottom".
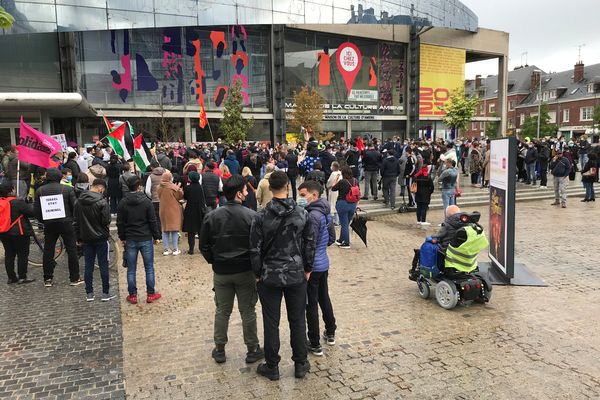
{"left": 576, "top": 44, "right": 585, "bottom": 63}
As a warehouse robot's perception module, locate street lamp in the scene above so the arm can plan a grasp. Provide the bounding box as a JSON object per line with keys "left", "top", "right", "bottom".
{"left": 534, "top": 69, "right": 543, "bottom": 139}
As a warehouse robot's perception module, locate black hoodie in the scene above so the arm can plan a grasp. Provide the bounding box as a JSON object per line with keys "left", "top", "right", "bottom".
{"left": 436, "top": 213, "right": 468, "bottom": 251}
{"left": 34, "top": 168, "right": 77, "bottom": 225}
{"left": 250, "top": 197, "right": 316, "bottom": 287}
{"left": 116, "top": 191, "right": 161, "bottom": 242}
{"left": 74, "top": 190, "right": 111, "bottom": 242}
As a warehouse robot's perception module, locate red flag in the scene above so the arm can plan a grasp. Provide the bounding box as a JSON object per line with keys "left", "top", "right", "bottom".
{"left": 17, "top": 117, "right": 62, "bottom": 168}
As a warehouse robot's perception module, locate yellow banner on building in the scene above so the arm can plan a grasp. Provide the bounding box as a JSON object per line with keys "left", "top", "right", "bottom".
{"left": 419, "top": 44, "right": 465, "bottom": 118}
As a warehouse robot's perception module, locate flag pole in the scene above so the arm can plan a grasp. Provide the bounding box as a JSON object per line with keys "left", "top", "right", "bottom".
{"left": 16, "top": 160, "right": 20, "bottom": 198}
{"left": 207, "top": 119, "right": 215, "bottom": 143}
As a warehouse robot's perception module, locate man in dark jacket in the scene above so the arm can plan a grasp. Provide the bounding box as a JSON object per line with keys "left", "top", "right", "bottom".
{"left": 380, "top": 150, "right": 400, "bottom": 210}
{"left": 223, "top": 150, "right": 240, "bottom": 175}
{"left": 344, "top": 142, "right": 360, "bottom": 179}
{"left": 285, "top": 149, "right": 299, "bottom": 201}
{"left": 362, "top": 143, "right": 382, "bottom": 201}
{"left": 63, "top": 152, "right": 81, "bottom": 185}
{"left": 298, "top": 180, "right": 337, "bottom": 357}
{"left": 0, "top": 183, "right": 35, "bottom": 284}
{"left": 550, "top": 150, "right": 571, "bottom": 208}
{"left": 250, "top": 171, "right": 315, "bottom": 381}
{"left": 74, "top": 179, "right": 113, "bottom": 302}
{"left": 538, "top": 141, "right": 551, "bottom": 189}
{"left": 201, "top": 163, "right": 222, "bottom": 209}
{"left": 524, "top": 143, "right": 538, "bottom": 185}
{"left": 117, "top": 176, "right": 162, "bottom": 305}
{"left": 34, "top": 168, "right": 81, "bottom": 287}
{"left": 199, "top": 175, "right": 264, "bottom": 365}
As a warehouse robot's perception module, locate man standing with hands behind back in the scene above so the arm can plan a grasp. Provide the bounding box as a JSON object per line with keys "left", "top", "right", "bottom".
{"left": 250, "top": 171, "right": 316, "bottom": 381}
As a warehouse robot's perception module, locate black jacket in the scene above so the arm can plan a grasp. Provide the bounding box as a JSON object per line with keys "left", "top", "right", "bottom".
{"left": 63, "top": 159, "right": 81, "bottom": 183}
{"left": 250, "top": 197, "right": 315, "bottom": 287}
{"left": 200, "top": 201, "right": 257, "bottom": 275}
{"left": 550, "top": 156, "right": 571, "bottom": 178}
{"left": 34, "top": 169, "right": 77, "bottom": 225}
{"left": 525, "top": 147, "right": 538, "bottom": 164}
{"left": 116, "top": 191, "right": 161, "bottom": 242}
{"left": 363, "top": 149, "right": 383, "bottom": 172}
{"left": 436, "top": 213, "right": 469, "bottom": 252}
{"left": 414, "top": 175, "right": 434, "bottom": 204}
{"left": 182, "top": 183, "right": 207, "bottom": 233}
{"left": 581, "top": 159, "right": 599, "bottom": 183}
{"left": 380, "top": 155, "right": 400, "bottom": 178}
{"left": 538, "top": 146, "right": 551, "bottom": 165}
{"left": 345, "top": 149, "right": 360, "bottom": 178}
{"left": 74, "top": 191, "right": 111, "bottom": 242}
{"left": 0, "top": 197, "right": 34, "bottom": 237}
{"left": 201, "top": 171, "right": 220, "bottom": 204}
{"left": 318, "top": 151, "right": 336, "bottom": 177}
{"left": 286, "top": 153, "right": 299, "bottom": 178}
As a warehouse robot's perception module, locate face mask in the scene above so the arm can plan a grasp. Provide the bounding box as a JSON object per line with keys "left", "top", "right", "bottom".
{"left": 67, "top": 175, "right": 73, "bottom": 182}
{"left": 297, "top": 197, "right": 308, "bottom": 208}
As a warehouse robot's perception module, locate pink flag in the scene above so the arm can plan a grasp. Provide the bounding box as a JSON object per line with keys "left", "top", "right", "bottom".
{"left": 17, "top": 117, "right": 62, "bottom": 168}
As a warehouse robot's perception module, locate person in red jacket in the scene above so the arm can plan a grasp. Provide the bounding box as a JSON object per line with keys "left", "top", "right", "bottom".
{"left": 0, "top": 183, "right": 35, "bottom": 284}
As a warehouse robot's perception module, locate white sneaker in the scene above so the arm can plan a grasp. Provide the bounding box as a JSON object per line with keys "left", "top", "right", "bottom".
{"left": 421, "top": 222, "right": 431, "bottom": 226}
{"left": 172, "top": 249, "right": 181, "bottom": 256}
{"left": 417, "top": 221, "right": 422, "bottom": 225}
{"left": 163, "top": 249, "right": 172, "bottom": 256}
{"left": 539, "top": 186, "right": 547, "bottom": 189}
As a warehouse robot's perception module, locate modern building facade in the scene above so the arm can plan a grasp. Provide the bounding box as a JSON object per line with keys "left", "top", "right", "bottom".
{"left": 0, "top": 0, "right": 508, "bottom": 147}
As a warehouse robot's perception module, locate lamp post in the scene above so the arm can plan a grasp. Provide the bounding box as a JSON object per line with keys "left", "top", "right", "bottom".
{"left": 534, "top": 69, "right": 543, "bottom": 139}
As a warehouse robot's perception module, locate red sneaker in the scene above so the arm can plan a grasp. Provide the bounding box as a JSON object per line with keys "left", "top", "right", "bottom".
{"left": 126, "top": 294, "right": 138, "bottom": 304}
{"left": 147, "top": 293, "right": 162, "bottom": 303}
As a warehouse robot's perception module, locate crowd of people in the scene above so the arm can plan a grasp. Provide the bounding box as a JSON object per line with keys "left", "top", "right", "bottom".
{"left": 0, "top": 131, "right": 598, "bottom": 378}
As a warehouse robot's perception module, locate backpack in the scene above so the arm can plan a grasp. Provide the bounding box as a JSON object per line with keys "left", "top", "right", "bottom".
{"left": 419, "top": 236, "right": 440, "bottom": 278}
{"left": 0, "top": 197, "right": 23, "bottom": 235}
{"left": 345, "top": 179, "right": 361, "bottom": 203}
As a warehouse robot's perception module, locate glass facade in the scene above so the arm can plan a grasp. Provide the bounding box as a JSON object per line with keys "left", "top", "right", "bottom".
{"left": 2, "top": 0, "right": 478, "bottom": 35}
{"left": 75, "top": 25, "right": 271, "bottom": 112}
{"left": 284, "top": 29, "right": 406, "bottom": 117}
{"left": 0, "top": 32, "right": 61, "bottom": 92}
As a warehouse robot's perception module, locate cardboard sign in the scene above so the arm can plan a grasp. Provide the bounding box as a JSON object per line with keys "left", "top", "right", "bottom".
{"left": 40, "top": 195, "right": 66, "bottom": 220}
{"left": 51, "top": 134, "right": 68, "bottom": 150}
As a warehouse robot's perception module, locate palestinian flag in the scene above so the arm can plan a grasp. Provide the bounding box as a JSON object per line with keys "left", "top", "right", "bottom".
{"left": 106, "top": 123, "right": 131, "bottom": 161}
{"left": 132, "top": 131, "right": 151, "bottom": 172}
{"left": 101, "top": 111, "right": 113, "bottom": 132}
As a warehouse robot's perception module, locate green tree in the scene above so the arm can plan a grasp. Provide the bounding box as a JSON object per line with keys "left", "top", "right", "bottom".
{"left": 442, "top": 90, "right": 480, "bottom": 135}
{"left": 286, "top": 86, "right": 323, "bottom": 142}
{"left": 519, "top": 103, "right": 557, "bottom": 139}
{"left": 0, "top": 6, "right": 14, "bottom": 29}
{"left": 220, "top": 80, "right": 254, "bottom": 145}
{"left": 485, "top": 113, "right": 500, "bottom": 138}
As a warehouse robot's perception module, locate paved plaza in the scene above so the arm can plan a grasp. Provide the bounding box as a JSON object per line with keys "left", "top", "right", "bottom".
{"left": 1, "top": 199, "right": 600, "bottom": 399}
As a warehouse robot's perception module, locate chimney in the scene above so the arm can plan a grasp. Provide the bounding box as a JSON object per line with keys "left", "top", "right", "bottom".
{"left": 531, "top": 71, "right": 540, "bottom": 91}
{"left": 574, "top": 62, "right": 585, "bottom": 83}
{"left": 475, "top": 75, "right": 482, "bottom": 89}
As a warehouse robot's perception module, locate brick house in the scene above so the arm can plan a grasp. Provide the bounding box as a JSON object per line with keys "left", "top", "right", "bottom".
{"left": 465, "top": 62, "right": 600, "bottom": 141}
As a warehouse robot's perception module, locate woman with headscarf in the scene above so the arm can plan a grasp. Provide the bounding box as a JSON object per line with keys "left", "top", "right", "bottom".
{"left": 157, "top": 170, "right": 184, "bottom": 256}
{"left": 182, "top": 171, "right": 207, "bottom": 254}
{"left": 414, "top": 166, "right": 434, "bottom": 226}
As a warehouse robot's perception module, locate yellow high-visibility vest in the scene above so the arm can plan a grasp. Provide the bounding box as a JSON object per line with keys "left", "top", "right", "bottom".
{"left": 445, "top": 226, "right": 489, "bottom": 273}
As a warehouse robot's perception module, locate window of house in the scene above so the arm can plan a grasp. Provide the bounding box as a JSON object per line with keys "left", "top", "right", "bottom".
{"left": 581, "top": 106, "right": 593, "bottom": 121}
{"left": 519, "top": 114, "right": 525, "bottom": 125}
{"left": 509, "top": 101, "right": 515, "bottom": 111}
{"left": 472, "top": 121, "right": 478, "bottom": 130}
{"left": 563, "top": 109, "right": 570, "bottom": 122}
{"left": 588, "top": 84, "right": 595, "bottom": 94}
{"left": 543, "top": 91, "right": 549, "bottom": 101}
{"left": 548, "top": 111, "right": 556, "bottom": 124}
{"left": 549, "top": 90, "right": 556, "bottom": 99}
{"left": 489, "top": 103, "right": 495, "bottom": 114}
{"left": 508, "top": 119, "right": 514, "bottom": 128}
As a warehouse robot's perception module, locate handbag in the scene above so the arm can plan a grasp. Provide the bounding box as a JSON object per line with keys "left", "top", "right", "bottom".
{"left": 410, "top": 182, "right": 418, "bottom": 193}
{"left": 583, "top": 167, "right": 597, "bottom": 177}
{"left": 455, "top": 187, "right": 462, "bottom": 198}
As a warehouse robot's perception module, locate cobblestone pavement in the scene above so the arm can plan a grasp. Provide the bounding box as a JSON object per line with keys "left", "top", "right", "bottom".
{"left": 120, "top": 199, "right": 600, "bottom": 399}
{"left": 0, "top": 259, "right": 125, "bottom": 399}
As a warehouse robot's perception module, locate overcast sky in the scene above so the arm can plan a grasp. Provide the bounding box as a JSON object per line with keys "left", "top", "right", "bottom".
{"left": 461, "top": 0, "right": 600, "bottom": 79}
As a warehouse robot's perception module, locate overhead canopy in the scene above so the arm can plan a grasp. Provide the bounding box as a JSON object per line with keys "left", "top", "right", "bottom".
{"left": 0, "top": 92, "right": 97, "bottom": 118}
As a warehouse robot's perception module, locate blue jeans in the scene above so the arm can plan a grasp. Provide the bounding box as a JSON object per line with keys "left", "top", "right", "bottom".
{"left": 335, "top": 200, "right": 356, "bottom": 245}
{"left": 441, "top": 189, "right": 456, "bottom": 216}
{"left": 580, "top": 154, "right": 588, "bottom": 170}
{"left": 526, "top": 162, "right": 536, "bottom": 183}
{"left": 126, "top": 240, "right": 156, "bottom": 296}
{"left": 162, "top": 231, "right": 178, "bottom": 251}
{"left": 583, "top": 181, "right": 595, "bottom": 200}
{"left": 83, "top": 240, "right": 109, "bottom": 295}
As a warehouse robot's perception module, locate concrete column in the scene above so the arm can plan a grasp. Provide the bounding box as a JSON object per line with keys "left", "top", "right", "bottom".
{"left": 41, "top": 111, "right": 52, "bottom": 135}
{"left": 75, "top": 118, "right": 83, "bottom": 147}
{"left": 184, "top": 117, "right": 192, "bottom": 144}
{"left": 497, "top": 55, "right": 509, "bottom": 137}
{"left": 346, "top": 120, "right": 351, "bottom": 140}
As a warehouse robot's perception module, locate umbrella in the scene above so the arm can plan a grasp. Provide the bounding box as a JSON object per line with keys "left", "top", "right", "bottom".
{"left": 350, "top": 209, "right": 368, "bottom": 247}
